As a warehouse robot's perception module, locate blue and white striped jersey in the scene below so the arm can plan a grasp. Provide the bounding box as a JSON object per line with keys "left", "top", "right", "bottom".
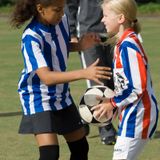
{"left": 18, "top": 15, "right": 74, "bottom": 115}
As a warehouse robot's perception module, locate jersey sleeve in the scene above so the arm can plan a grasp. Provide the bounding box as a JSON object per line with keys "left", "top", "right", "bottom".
{"left": 111, "top": 42, "right": 147, "bottom": 108}
{"left": 21, "top": 34, "right": 48, "bottom": 73}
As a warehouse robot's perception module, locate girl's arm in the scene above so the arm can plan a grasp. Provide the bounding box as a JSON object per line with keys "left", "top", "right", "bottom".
{"left": 36, "top": 59, "right": 112, "bottom": 86}
{"left": 111, "top": 45, "right": 147, "bottom": 108}
{"left": 69, "top": 33, "right": 101, "bottom": 52}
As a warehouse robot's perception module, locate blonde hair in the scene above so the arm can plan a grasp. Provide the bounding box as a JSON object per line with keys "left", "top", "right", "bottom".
{"left": 102, "top": 0, "right": 141, "bottom": 45}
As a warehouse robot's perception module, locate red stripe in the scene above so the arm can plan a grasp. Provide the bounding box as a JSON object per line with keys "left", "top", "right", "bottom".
{"left": 142, "top": 90, "right": 151, "bottom": 139}
{"left": 110, "top": 98, "right": 117, "bottom": 108}
{"left": 132, "top": 35, "right": 148, "bottom": 63}
{"left": 119, "top": 114, "right": 122, "bottom": 122}
{"left": 119, "top": 107, "right": 125, "bottom": 122}
{"left": 136, "top": 49, "right": 150, "bottom": 139}
{"left": 116, "top": 46, "right": 122, "bottom": 68}
{"left": 136, "top": 51, "right": 147, "bottom": 92}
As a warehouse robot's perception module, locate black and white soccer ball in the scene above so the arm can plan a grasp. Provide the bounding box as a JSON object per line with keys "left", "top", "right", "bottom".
{"left": 78, "top": 85, "right": 117, "bottom": 126}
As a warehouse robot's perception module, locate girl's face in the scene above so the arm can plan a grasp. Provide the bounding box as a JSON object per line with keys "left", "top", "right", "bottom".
{"left": 37, "top": 0, "right": 65, "bottom": 25}
{"left": 101, "top": 4, "right": 120, "bottom": 37}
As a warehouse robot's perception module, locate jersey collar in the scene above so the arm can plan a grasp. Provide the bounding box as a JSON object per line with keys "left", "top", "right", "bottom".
{"left": 117, "top": 28, "right": 135, "bottom": 46}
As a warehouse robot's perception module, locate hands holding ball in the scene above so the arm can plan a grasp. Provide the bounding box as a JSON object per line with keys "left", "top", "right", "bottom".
{"left": 92, "top": 97, "right": 114, "bottom": 123}
{"left": 78, "top": 86, "right": 117, "bottom": 126}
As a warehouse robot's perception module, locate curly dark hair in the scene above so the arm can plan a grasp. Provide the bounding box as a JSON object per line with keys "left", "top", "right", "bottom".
{"left": 10, "top": 0, "right": 55, "bottom": 28}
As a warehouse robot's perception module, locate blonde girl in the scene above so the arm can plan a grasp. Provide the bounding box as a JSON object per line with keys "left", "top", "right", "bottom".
{"left": 92, "top": 0, "right": 159, "bottom": 159}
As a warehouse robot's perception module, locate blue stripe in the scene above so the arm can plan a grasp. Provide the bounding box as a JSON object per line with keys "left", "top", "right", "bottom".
{"left": 59, "top": 21, "right": 70, "bottom": 57}
{"left": 58, "top": 21, "right": 70, "bottom": 108}
{"left": 18, "top": 74, "right": 29, "bottom": 92}
{"left": 122, "top": 41, "right": 141, "bottom": 54}
{"left": 149, "top": 95, "right": 159, "bottom": 137}
{"left": 32, "top": 29, "right": 53, "bottom": 70}
{"left": 60, "top": 83, "right": 68, "bottom": 107}
{"left": 18, "top": 73, "right": 31, "bottom": 114}
{"left": 21, "top": 90, "right": 30, "bottom": 115}
{"left": 118, "top": 106, "right": 130, "bottom": 136}
{"left": 48, "top": 85, "right": 57, "bottom": 110}
{"left": 51, "top": 26, "right": 66, "bottom": 71}
{"left": 32, "top": 74, "right": 44, "bottom": 113}
{"left": 126, "top": 104, "right": 137, "bottom": 137}
{"left": 22, "top": 35, "right": 42, "bottom": 71}
{"left": 120, "top": 46, "right": 132, "bottom": 84}
{"left": 23, "top": 36, "right": 39, "bottom": 71}
{"left": 22, "top": 35, "right": 42, "bottom": 49}
{"left": 43, "top": 40, "right": 53, "bottom": 70}
{"left": 118, "top": 105, "right": 137, "bottom": 138}
{"left": 114, "top": 89, "right": 133, "bottom": 104}
{"left": 114, "top": 46, "right": 134, "bottom": 103}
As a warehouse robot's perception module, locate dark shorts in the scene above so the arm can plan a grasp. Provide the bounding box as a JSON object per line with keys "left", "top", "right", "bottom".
{"left": 19, "top": 104, "right": 83, "bottom": 135}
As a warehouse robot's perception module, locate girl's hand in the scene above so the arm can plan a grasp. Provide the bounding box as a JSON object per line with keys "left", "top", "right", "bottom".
{"left": 83, "top": 58, "right": 112, "bottom": 85}
{"left": 91, "top": 97, "right": 114, "bottom": 120}
{"left": 79, "top": 33, "right": 101, "bottom": 50}
{"left": 71, "top": 36, "right": 78, "bottom": 43}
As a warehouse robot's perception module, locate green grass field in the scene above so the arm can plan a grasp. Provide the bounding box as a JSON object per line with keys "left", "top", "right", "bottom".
{"left": 0, "top": 15, "right": 160, "bottom": 160}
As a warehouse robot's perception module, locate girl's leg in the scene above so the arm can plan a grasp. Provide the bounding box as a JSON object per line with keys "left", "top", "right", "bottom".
{"left": 64, "top": 127, "right": 89, "bottom": 160}
{"left": 35, "top": 133, "right": 59, "bottom": 160}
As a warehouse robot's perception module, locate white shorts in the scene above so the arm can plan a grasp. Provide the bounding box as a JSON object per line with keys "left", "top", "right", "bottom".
{"left": 113, "top": 136, "right": 148, "bottom": 160}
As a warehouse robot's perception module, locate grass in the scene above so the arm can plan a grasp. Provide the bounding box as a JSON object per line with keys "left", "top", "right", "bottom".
{"left": 0, "top": 5, "right": 13, "bottom": 16}
{"left": 0, "top": 13, "right": 160, "bottom": 160}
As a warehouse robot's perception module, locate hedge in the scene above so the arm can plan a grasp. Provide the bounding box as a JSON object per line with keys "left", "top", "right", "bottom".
{"left": 0, "top": 0, "right": 160, "bottom": 6}
{"left": 0, "top": 0, "right": 16, "bottom": 6}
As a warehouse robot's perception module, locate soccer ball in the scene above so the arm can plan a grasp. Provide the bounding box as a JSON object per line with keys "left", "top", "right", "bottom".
{"left": 78, "top": 85, "right": 117, "bottom": 126}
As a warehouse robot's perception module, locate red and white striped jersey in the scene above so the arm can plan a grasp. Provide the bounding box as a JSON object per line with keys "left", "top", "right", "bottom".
{"left": 111, "top": 28, "right": 159, "bottom": 139}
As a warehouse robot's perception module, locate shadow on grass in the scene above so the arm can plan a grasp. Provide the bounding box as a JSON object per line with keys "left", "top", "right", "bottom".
{"left": 88, "top": 131, "right": 160, "bottom": 139}
{"left": 153, "top": 130, "right": 160, "bottom": 139}
{"left": 88, "top": 134, "right": 99, "bottom": 139}
{"left": 0, "top": 111, "right": 22, "bottom": 117}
